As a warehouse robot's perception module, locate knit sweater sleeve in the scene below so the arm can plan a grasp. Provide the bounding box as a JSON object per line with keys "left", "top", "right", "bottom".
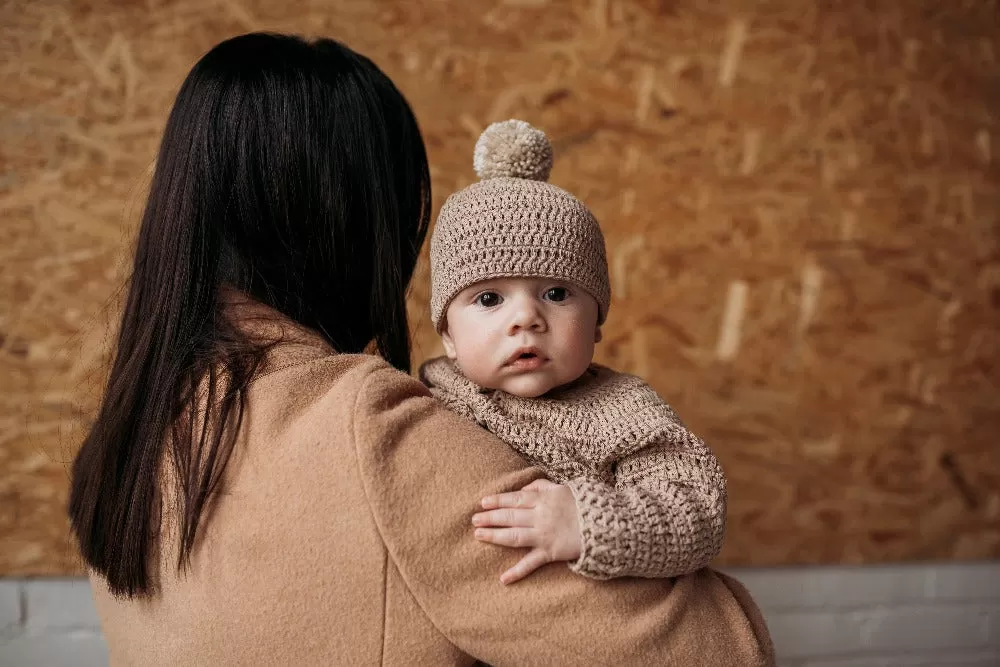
{"left": 564, "top": 416, "right": 727, "bottom": 579}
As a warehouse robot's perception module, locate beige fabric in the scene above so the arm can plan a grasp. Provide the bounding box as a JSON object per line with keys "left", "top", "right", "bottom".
{"left": 420, "top": 356, "right": 727, "bottom": 580}
{"left": 89, "top": 299, "right": 775, "bottom": 666}
{"left": 429, "top": 120, "right": 611, "bottom": 329}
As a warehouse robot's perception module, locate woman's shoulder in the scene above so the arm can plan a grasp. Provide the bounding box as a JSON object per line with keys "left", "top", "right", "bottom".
{"left": 224, "top": 293, "right": 429, "bottom": 409}
{"left": 249, "top": 350, "right": 431, "bottom": 424}
{"left": 234, "top": 351, "right": 445, "bottom": 508}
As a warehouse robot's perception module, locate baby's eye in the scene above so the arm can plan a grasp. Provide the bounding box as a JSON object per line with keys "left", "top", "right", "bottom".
{"left": 544, "top": 287, "right": 569, "bottom": 302}
{"left": 476, "top": 291, "right": 502, "bottom": 308}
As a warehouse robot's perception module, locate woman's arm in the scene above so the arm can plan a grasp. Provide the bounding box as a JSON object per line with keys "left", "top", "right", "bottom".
{"left": 350, "top": 360, "right": 771, "bottom": 666}
{"left": 565, "top": 431, "right": 727, "bottom": 579}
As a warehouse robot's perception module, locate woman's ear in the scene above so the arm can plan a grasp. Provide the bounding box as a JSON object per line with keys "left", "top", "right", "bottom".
{"left": 594, "top": 326, "right": 603, "bottom": 343}
{"left": 441, "top": 329, "right": 458, "bottom": 359}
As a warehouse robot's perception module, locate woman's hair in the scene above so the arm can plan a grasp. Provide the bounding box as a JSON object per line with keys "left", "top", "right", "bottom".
{"left": 68, "top": 32, "right": 431, "bottom": 598}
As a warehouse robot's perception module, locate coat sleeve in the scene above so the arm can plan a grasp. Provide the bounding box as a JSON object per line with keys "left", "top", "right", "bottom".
{"left": 349, "top": 361, "right": 773, "bottom": 667}
{"left": 564, "top": 419, "right": 727, "bottom": 579}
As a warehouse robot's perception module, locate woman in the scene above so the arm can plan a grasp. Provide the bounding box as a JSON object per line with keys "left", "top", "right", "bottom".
{"left": 69, "top": 32, "right": 774, "bottom": 665}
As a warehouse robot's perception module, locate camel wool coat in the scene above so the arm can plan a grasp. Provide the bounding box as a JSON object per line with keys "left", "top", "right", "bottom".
{"left": 89, "top": 301, "right": 775, "bottom": 666}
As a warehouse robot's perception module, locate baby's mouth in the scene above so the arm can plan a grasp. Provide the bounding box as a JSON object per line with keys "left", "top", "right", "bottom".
{"left": 505, "top": 347, "right": 547, "bottom": 370}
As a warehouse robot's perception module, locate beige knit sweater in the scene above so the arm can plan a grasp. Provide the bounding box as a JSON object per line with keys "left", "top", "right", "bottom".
{"left": 419, "top": 357, "right": 727, "bottom": 580}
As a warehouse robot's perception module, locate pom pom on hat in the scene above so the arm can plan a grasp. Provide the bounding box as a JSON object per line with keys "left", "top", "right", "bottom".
{"left": 473, "top": 119, "right": 553, "bottom": 182}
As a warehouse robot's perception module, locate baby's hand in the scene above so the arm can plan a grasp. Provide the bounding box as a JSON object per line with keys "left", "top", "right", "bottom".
{"left": 472, "top": 479, "right": 582, "bottom": 585}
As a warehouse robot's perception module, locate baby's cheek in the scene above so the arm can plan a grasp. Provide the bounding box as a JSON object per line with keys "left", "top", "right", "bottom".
{"left": 472, "top": 368, "right": 504, "bottom": 390}
{"left": 458, "top": 349, "right": 502, "bottom": 389}
{"left": 568, "top": 339, "right": 596, "bottom": 374}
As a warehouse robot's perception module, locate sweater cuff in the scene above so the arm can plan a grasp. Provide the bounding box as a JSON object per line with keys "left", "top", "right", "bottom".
{"left": 564, "top": 477, "right": 627, "bottom": 580}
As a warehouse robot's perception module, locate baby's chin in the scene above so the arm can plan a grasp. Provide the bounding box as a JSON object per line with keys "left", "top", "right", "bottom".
{"left": 498, "top": 382, "right": 554, "bottom": 399}
{"left": 488, "top": 373, "right": 585, "bottom": 399}
{"left": 465, "top": 361, "right": 593, "bottom": 398}
{"left": 466, "top": 371, "right": 553, "bottom": 398}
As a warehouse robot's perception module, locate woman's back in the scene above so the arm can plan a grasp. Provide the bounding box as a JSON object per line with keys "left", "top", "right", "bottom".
{"left": 91, "top": 320, "right": 468, "bottom": 665}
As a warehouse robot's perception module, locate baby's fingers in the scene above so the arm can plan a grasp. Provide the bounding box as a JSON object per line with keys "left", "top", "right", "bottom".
{"left": 522, "top": 479, "right": 558, "bottom": 492}
{"left": 481, "top": 489, "right": 537, "bottom": 510}
{"left": 474, "top": 527, "right": 537, "bottom": 548}
{"left": 500, "top": 548, "right": 551, "bottom": 585}
{"left": 472, "top": 508, "right": 535, "bottom": 527}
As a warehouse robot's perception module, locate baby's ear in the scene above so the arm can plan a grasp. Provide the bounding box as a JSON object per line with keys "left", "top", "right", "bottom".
{"left": 441, "top": 329, "right": 459, "bottom": 359}
{"left": 594, "top": 326, "right": 603, "bottom": 343}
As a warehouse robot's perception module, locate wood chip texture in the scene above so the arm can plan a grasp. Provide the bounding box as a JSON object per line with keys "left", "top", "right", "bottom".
{"left": 1, "top": 0, "right": 998, "bottom": 574}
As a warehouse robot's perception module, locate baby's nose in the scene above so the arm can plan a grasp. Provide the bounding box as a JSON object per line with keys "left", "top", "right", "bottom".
{"left": 509, "top": 299, "right": 546, "bottom": 332}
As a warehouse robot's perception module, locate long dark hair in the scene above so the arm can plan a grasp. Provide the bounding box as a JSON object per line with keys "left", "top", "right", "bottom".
{"left": 68, "top": 33, "right": 431, "bottom": 598}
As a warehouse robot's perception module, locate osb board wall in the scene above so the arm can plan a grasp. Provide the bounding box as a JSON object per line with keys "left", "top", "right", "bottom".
{"left": 1, "top": 0, "right": 998, "bottom": 575}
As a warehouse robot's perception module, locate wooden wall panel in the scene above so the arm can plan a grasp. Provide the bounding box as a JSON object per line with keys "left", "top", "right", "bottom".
{"left": 1, "top": 0, "right": 997, "bottom": 574}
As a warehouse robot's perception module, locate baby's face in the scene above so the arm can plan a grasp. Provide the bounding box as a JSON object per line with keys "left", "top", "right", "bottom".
{"left": 441, "top": 277, "right": 602, "bottom": 398}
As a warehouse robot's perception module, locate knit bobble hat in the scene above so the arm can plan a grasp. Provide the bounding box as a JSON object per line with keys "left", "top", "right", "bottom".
{"left": 429, "top": 120, "right": 611, "bottom": 332}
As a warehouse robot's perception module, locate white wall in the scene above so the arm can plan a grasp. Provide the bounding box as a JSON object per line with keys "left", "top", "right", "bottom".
{"left": 0, "top": 579, "right": 106, "bottom": 667}
{"left": 739, "top": 563, "right": 1000, "bottom": 666}
{"left": 2, "top": 563, "right": 999, "bottom": 666}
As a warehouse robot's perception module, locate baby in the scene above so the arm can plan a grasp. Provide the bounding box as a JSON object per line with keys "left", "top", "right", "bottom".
{"left": 420, "top": 120, "right": 727, "bottom": 584}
